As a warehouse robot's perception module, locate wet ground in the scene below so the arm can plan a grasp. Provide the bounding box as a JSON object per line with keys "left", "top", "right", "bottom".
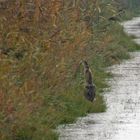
{"left": 58, "top": 17, "right": 140, "bottom": 140}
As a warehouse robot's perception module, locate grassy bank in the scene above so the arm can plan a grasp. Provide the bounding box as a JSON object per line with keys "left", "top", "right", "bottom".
{"left": 0, "top": 1, "right": 140, "bottom": 140}
{"left": 3, "top": 20, "right": 140, "bottom": 140}
{"left": 40, "top": 22, "right": 140, "bottom": 140}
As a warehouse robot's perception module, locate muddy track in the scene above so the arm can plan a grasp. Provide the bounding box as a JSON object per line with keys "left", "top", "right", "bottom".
{"left": 58, "top": 17, "right": 140, "bottom": 140}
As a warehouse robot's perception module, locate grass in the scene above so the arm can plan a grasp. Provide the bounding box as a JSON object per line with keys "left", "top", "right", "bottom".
{"left": 0, "top": 2, "right": 140, "bottom": 140}
{"left": 122, "top": 7, "right": 140, "bottom": 20}
{"left": 22, "top": 23, "right": 140, "bottom": 140}
{"left": 1, "top": 22, "right": 140, "bottom": 140}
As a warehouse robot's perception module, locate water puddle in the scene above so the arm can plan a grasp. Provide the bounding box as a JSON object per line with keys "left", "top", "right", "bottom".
{"left": 58, "top": 17, "right": 140, "bottom": 140}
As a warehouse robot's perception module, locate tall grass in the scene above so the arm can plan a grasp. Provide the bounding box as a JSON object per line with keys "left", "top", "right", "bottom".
{"left": 0, "top": 1, "right": 140, "bottom": 140}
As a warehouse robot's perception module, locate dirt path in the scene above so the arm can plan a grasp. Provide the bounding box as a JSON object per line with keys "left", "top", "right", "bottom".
{"left": 58, "top": 17, "right": 140, "bottom": 140}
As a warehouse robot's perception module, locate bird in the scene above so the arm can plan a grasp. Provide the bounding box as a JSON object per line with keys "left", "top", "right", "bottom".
{"left": 80, "top": 60, "right": 96, "bottom": 102}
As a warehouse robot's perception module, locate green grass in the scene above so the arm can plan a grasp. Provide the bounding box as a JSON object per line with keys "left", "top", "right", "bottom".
{"left": 11, "top": 24, "right": 140, "bottom": 140}
{"left": 1, "top": 4, "right": 140, "bottom": 140}
{"left": 1, "top": 28, "right": 139, "bottom": 140}
{"left": 122, "top": 8, "right": 140, "bottom": 20}
{"left": 19, "top": 24, "right": 140, "bottom": 140}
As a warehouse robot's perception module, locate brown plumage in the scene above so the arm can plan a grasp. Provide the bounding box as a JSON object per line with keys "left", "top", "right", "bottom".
{"left": 83, "top": 61, "right": 93, "bottom": 85}
{"left": 81, "top": 60, "right": 96, "bottom": 102}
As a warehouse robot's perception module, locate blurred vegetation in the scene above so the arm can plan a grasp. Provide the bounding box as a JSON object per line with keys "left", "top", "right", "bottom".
{"left": 0, "top": 0, "right": 140, "bottom": 140}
